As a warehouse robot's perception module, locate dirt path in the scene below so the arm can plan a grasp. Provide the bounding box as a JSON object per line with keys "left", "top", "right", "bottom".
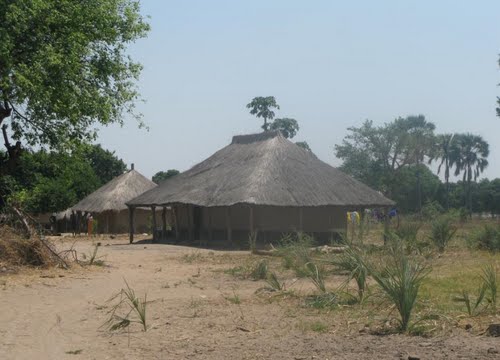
{"left": 0, "top": 237, "right": 498, "bottom": 359}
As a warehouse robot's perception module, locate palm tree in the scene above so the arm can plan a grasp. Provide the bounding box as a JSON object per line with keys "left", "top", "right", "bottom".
{"left": 428, "top": 134, "right": 456, "bottom": 209}
{"left": 402, "top": 115, "right": 435, "bottom": 212}
{"left": 451, "top": 133, "right": 489, "bottom": 216}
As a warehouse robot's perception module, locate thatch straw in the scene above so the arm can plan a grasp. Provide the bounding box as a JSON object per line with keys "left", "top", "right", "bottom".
{"left": 128, "top": 131, "right": 394, "bottom": 208}
{"left": 72, "top": 170, "right": 157, "bottom": 213}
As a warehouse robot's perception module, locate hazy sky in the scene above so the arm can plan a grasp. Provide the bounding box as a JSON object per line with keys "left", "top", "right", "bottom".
{"left": 98, "top": 0, "right": 500, "bottom": 180}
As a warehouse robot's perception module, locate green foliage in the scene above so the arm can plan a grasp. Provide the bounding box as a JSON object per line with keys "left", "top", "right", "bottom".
{"left": 250, "top": 259, "right": 269, "bottom": 280}
{"left": 104, "top": 280, "right": 148, "bottom": 332}
{"left": 80, "top": 144, "right": 127, "bottom": 185}
{"left": 331, "top": 246, "right": 368, "bottom": 303}
{"left": 481, "top": 264, "right": 497, "bottom": 310}
{"left": 0, "top": 0, "right": 149, "bottom": 157}
{"left": 453, "top": 287, "right": 486, "bottom": 316}
{"left": 266, "top": 272, "right": 285, "bottom": 291}
{"left": 295, "top": 141, "right": 311, "bottom": 152}
{"left": 152, "top": 169, "right": 180, "bottom": 184}
{"left": 304, "top": 261, "right": 327, "bottom": 293}
{"left": 277, "top": 233, "right": 314, "bottom": 277}
{"left": 368, "top": 251, "right": 430, "bottom": 332}
{"left": 305, "top": 293, "right": 338, "bottom": 309}
{"left": 428, "top": 216, "right": 457, "bottom": 253}
{"left": 469, "top": 224, "right": 500, "bottom": 252}
{"left": 269, "top": 118, "right": 299, "bottom": 139}
{"left": 246, "top": 96, "right": 280, "bottom": 131}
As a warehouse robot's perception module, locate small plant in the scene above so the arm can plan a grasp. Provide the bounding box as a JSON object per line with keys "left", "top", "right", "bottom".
{"left": 81, "top": 244, "right": 105, "bottom": 266}
{"left": 368, "top": 252, "right": 430, "bottom": 332}
{"left": 453, "top": 286, "right": 486, "bottom": 316}
{"left": 250, "top": 259, "right": 268, "bottom": 280}
{"left": 277, "top": 233, "right": 314, "bottom": 277}
{"left": 266, "top": 272, "right": 285, "bottom": 291}
{"left": 305, "top": 292, "right": 338, "bottom": 309}
{"left": 331, "top": 246, "right": 368, "bottom": 303}
{"left": 104, "top": 280, "right": 148, "bottom": 332}
{"left": 226, "top": 292, "right": 241, "bottom": 304}
{"left": 470, "top": 224, "right": 500, "bottom": 252}
{"left": 395, "top": 222, "right": 421, "bottom": 247}
{"left": 310, "top": 321, "right": 328, "bottom": 333}
{"left": 248, "top": 231, "right": 258, "bottom": 254}
{"left": 428, "top": 216, "right": 456, "bottom": 252}
{"left": 481, "top": 264, "right": 497, "bottom": 311}
{"left": 305, "top": 261, "right": 327, "bottom": 293}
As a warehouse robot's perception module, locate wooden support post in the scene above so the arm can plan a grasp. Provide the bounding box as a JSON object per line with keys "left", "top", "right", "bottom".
{"left": 128, "top": 206, "right": 135, "bottom": 244}
{"left": 226, "top": 207, "right": 232, "bottom": 247}
{"left": 106, "top": 212, "right": 110, "bottom": 234}
{"left": 162, "top": 207, "right": 167, "bottom": 240}
{"left": 208, "top": 207, "right": 213, "bottom": 243}
{"left": 249, "top": 206, "right": 254, "bottom": 235}
{"left": 188, "top": 205, "right": 193, "bottom": 242}
{"left": 151, "top": 206, "right": 157, "bottom": 242}
{"left": 298, "top": 207, "right": 303, "bottom": 233}
{"left": 174, "top": 207, "right": 179, "bottom": 241}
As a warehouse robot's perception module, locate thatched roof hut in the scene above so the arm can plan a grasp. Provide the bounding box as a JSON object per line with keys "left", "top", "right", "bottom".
{"left": 127, "top": 131, "right": 394, "bottom": 244}
{"left": 72, "top": 167, "right": 157, "bottom": 233}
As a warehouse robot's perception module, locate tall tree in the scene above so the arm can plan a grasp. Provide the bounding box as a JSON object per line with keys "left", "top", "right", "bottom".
{"left": 246, "top": 96, "right": 280, "bottom": 131}
{"left": 403, "top": 115, "right": 436, "bottom": 212}
{"left": 79, "top": 144, "right": 127, "bottom": 185}
{"left": 152, "top": 169, "right": 180, "bottom": 184}
{"left": 269, "top": 118, "right": 299, "bottom": 139}
{"left": 0, "top": 0, "right": 149, "bottom": 178}
{"left": 451, "top": 133, "right": 489, "bottom": 215}
{"left": 428, "top": 134, "right": 456, "bottom": 209}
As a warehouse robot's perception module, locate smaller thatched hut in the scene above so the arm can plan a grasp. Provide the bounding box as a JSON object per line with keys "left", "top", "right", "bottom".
{"left": 72, "top": 166, "right": 158, "bottom": 234}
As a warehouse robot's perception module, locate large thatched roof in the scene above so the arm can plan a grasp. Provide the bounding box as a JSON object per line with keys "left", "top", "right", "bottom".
{"left": 128, "top": 131, "right": 394, "bottom": 208}
{"left": 72, "top": 169, "right": 157, "bottom": 213}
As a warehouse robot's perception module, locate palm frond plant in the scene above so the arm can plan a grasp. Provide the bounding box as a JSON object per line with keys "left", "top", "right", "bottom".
{"left": 331, "top": 246, "right": 368, "bottom": 303}
{"left": 481, "top": 264, "right": 497, "bottom": 311}
{"left": 428, "top": 216, "right": 456, "bottom": 253}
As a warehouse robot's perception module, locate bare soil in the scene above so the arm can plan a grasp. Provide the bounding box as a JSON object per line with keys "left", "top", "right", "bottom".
{"left": 0, "top": 235, "right": 498, "bottom": 360}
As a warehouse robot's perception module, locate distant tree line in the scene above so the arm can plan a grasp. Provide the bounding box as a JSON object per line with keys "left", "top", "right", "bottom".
{"left": 335, "top": 116, "right": 495, "bottom": 216}
{"left": 1, "top": 145, "right": 127, "bottom": 214}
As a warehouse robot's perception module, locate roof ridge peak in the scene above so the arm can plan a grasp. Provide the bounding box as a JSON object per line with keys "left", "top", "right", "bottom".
{"left": 231, "top": 130, "right": 282, "bottom": 144}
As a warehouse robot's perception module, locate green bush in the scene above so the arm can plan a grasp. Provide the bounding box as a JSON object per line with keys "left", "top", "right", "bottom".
{"left": 470, "top": 224, "right": 500, "bottom": 252}
{"left": 428, "top": 216, "right": 457, "bottom": 252}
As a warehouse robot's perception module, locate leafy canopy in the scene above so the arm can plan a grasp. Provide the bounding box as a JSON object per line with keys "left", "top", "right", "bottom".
{"left": 246, "top": 96, "right": 280, "bottom": 131}
{"left": 152, "top": 169, "right": 180, "bottom": 184}
{"left": 269, "top": 118, "right": 299, "bottom": 139}
{"left": 0, "top": 0, "right": 150, "bottom": 151}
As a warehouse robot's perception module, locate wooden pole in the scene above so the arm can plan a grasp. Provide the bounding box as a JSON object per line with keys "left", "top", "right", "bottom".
{"left": 162, "top": 206, "right": 167, "bottom": 240}
{"left": 188, "top": 205, "right": 193, "bottom": 242}
{"left": 151, "top": 206, "right": 157, "bottom": 242}
{"left": 174, "top": 207, "right": 179, "bottom": 241}
{"left": 249, "top": 206, "right": 254, "bottom": 235}
{"left": 128, "top": 206, "right": 135, "bottom": 244}
{"left": 208, "top": 207, "right": 213, "bottom": 243}
{"left": 298, "top": 207, "right": 303, "bottom": 232}
{"left": 226, "top": 207, "right": 232, "bottom": 247}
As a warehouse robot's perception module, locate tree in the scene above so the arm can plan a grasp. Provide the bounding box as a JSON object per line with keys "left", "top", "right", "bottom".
{"left": 451, "top": 133, "right": 489, "bottom": 215}
{"left": 296, "top": 141, "right": 311, "bottom": 152}
{"left": 269, "top": 118, "right": 299, "bottom": 139}
{"left": 0, "top": 0, "right": 149, "bottom": 177}
{"left": 429, "top": 134, "right": 456, "bottom": 209}
{"left": 246, "top": 96, "right": 280, "bottom": 131}
{"left": 403, "top": 115, "right": 436, "bottom": 212}
{"left": 152, "top": 169, "right": 180, "bottom": 184}
{"left": 79, "top": 144, "right": 127, "bottom": 186}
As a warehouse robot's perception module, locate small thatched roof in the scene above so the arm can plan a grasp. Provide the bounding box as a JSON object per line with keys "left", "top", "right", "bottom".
{"left": 128, "top": 131, "right": 394, "bottom": 208}
{"left": 73, "top": 169, "right": 157, "bottom": 213}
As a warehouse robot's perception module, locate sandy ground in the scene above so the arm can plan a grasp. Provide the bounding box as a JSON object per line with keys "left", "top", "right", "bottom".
{"left": 0, "top": 235, "right": 499, "bottom": 360}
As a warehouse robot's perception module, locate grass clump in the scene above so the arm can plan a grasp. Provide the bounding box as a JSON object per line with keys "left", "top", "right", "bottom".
{"left": 469, "top": 224, "right": 500, "bottom": 252}
{"left": 428, "top": 216, "right": 457, "bottom": 253}
{"left": 331, "top": 245, "right": 368, "bottom": 303}
{"left": 481, "top": 264, "right": 497, "bottom": 311}
{"left": 81, "top": 244, "right": 105, "bottom": 266}
{"left": 277, "top": 233, "right": 315, "bottom": 277}
{"left": 453, "top": 264, "right": 497, "bottom": 316}
{"left": 305, "top": 261, "right": 327, "bottom": 293}
{"left": 250, "top": 259, "right": 268, "bottom": 280}
{"left": 369, "top": 251, "right": 430, "bottom": 332}
{"left": 305, "top": 292, "right": 338, "bottom": 309}
{"left": 453, "top": 286, "right": 486, "bottom": 316}
{"left": 266, "top": 272, "right": 285, "bottom": 291}
{"left": 104, "top": 280, "right": 148, "bottom": 332}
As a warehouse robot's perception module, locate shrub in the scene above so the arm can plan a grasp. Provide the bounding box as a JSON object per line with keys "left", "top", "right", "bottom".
{"left": 305, "top": 261, "right": 327, "bottom": 293}
{"left": 331, "top": 246, "right": 368, "bottom": 303}
{"left": 428, "top": 216, "right": 457, "bottom": 252}
{"left": 276, "top": 233, "right": 314, "bottom": 277}
{"left": 368, "top": 252, "right": 430, "bottom": 332}
{"left": 421, "top": 201, "right": 444, "bottom": 220}
{"left": 470, "top": 224, "right": 500, "bottom": 252}
{"left": 266, "top": 272, "right": 285, "bottom": 291}
{"left": 250, "top": 259, "right": 268, "bottom": 280}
